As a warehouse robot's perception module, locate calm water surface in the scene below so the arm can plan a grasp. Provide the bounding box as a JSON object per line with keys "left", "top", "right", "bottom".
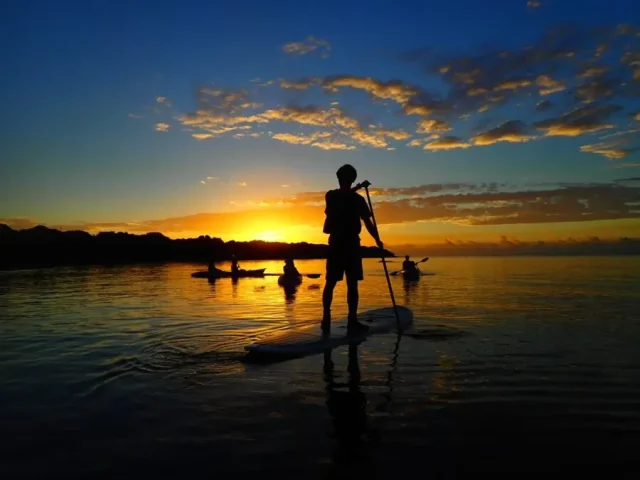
{"left": 1, "top": 257, "right": 639, "bottom": 478}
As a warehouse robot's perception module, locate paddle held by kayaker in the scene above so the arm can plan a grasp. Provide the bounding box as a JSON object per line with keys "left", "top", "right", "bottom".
{"left": 322, "top": 164, "right": 383, "bottom": 334}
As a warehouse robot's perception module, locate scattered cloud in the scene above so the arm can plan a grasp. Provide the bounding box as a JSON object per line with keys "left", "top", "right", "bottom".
{"left": 579, "top": 66, "right": 611, "bottom": 78}
{"left": 155, "top": 122, "right": 170, "bottom": 132}
{"left": 471, "top": 120, "right": 535, "bottom": 145}
{"left": 580, "top": 142, "right": 631, "bottom": 159}
{"left": 238, "top": 182, "right": 247, "bottom": 187}
{"left": 192, "top": 133, "right": 213, "bottom": 140}
{"left": 527, "top": 1, "right": 542, "bottom": 8}
{"left": 156, "top": 97, "right": 167, "bottom": 103}
{"left": 280, "top": 78, "right": 320, "bottom": 90}
{"left": 417, "top": 119, "right": 452, "bottom": 134}
{"left": 282, "top": 36, "right": 331, "bottom": 58}
{"left": 128, "top": 113, "right": 144, "bottom": 119}
{"left": 424, "top": 136, "right": 470, "bottom": 150}
{"left": 150, "top": 23, "right": 639, "bottom": 164}
{"left": 536, "top": 75, "right": 565, "bottom": 95}
{"left": 323, "top": 76, "right": 417, "bottom": 104}
{"left": 534, "top": 104, "right": 622, "bottom": 136}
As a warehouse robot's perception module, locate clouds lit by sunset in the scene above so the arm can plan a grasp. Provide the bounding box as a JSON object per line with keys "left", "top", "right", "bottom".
{"left": 1, "top": 0, "right": 639, "bottom": 249}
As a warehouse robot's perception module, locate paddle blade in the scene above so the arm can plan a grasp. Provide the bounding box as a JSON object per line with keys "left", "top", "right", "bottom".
{"left": 305, "top": 274, "right": 321, "bottom": 279}
{"left": 419, "top": 257, "right": 429, "bottom": 263}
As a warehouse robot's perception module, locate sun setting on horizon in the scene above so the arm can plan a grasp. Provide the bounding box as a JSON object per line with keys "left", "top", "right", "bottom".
{"left": 1, "top": 0, "right": 639, "bottom": 253}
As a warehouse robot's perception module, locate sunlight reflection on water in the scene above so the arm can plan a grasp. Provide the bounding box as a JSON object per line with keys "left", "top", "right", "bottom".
{"left": 1, "top": 257, "right": 639, "bottom": 476}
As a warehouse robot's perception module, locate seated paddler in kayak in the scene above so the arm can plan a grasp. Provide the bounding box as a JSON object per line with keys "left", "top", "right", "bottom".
{"left": 402, "top": 255, "right": 418, "bottom": 274}
{"left": 282, "top": 257, "right": 301, "bottom": 278}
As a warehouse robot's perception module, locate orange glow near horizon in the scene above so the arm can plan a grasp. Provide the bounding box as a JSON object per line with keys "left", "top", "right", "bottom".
{"left": 6, "top": 204, "right": 639, "bottom": 247}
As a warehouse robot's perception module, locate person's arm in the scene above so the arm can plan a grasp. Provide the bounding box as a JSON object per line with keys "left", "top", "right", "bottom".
{"left": 363, "top": 217, "right": 383, "bottom": 248}
{"left": 359, "top": 196, "right": 383, "bottom": 247}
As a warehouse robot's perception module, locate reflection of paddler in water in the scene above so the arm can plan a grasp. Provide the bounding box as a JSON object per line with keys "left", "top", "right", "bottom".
{"left": 402, "top": 274, "right": 418, "bottom": 304}
{"left": 283, "top": 283, "right": 297, "bottom": 303}
{"left": 323, "top": 342, "right": 376, "bottom": 465}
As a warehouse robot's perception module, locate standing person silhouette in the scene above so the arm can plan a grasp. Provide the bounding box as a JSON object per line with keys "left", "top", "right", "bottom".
{"left": 322, "top": 164, "right": 383, "bottom": 333}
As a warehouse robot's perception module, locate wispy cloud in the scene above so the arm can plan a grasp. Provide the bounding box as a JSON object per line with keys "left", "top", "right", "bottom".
{"left": 471, "top": 120, "right": 534, "bottom": 145}
{"left": 424, "top": 136, "right": 470, "bottom": 151}
{"left": 323, "top": 76, "right": 417, "bottom": 104}
{"left": 150, "top": 23, "right": 639, "bottom": 164}
{"left": 534, "top": 105, "right": 621, "bottom": 136}
{"left": 527, "top": 1, "right": 542, "bottom": 8}
{"left": 155, "top": 122, "right": 170, "bottom": 132}
{"left": 282, "top": 36, "right": 331, "bottom": 58}
{"left": 580, "top": 142, "right": 631, "bottom": 159}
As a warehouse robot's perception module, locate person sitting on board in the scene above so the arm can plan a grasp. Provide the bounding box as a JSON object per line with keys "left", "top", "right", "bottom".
{"left": 402, "top": 255, "right": 417, "bottom": 272}
{"left": 283, "top": 257, "right": 300, "bottom": 277}
{"left": 322, "top": 164, "right": 383, "bottom": 334}
{"left": 231, "top": 254, "right": 240, "bottom": 274}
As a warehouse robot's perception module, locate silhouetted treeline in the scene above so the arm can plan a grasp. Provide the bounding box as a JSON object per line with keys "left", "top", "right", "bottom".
{"left": 0, "top": 224, "right": 395, "bottom": 270}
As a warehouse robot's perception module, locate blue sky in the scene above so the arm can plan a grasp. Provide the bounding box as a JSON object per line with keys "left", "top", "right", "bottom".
{"left": 1, "top": 0, "right": 639, "bottom": 244}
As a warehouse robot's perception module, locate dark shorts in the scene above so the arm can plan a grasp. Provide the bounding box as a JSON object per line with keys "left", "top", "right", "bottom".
{"left": 326, "top": 237, "right": 363, "bottom": 282}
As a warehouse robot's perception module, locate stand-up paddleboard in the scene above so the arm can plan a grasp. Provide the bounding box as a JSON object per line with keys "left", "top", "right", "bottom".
{"left": 245, "top": 306, "right": 413, "bottom": 356}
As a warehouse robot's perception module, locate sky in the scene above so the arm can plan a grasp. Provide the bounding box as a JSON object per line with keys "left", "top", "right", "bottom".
{"left": 1, "top": 0, "right": 639, "bottom": 249}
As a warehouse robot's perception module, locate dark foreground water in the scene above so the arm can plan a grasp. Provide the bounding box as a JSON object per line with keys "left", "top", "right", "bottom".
{"left": 1, "top": 257, "right": 639, "bottom": 478}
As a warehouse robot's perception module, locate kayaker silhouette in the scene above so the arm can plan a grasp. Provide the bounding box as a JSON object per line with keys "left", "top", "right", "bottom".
{"left": 231, "top": 254, "right": 240, "bottom": 274}
{"left": 402, "top": 255, "right": 417, "bottom": 272}
{"left": 283, "top": 257, "right": 300, "bottom": 277}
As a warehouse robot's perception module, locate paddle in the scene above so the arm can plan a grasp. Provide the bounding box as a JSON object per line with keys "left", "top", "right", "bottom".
{"left": 264, "top": 273, "right": 322, "bottom": 279}
{"left": 360, "top": 181, "right": 401, "bottom": 329}
{"left": 390, "top": 257, "right": 429, "bottom": 276}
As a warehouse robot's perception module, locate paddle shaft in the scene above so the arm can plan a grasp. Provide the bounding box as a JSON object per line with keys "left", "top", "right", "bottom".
{"left": 364, "top": 185, "right": 400, "bottom": 328}
{"left": 264, "top": 273, "right": 320, "bottom": 278}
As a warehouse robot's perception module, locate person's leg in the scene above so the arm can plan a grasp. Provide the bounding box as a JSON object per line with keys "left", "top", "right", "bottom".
{"left": 346, "top": 277, "right": 359, "bottom": 321}
{"left": 346, "top": 253, "right": 368, "bottom": 331}
{"left": 323, "top": 249, "right": 344, "bottom": 330}
{"left": 323, "top": 279, "right": 337, "bottom": 321}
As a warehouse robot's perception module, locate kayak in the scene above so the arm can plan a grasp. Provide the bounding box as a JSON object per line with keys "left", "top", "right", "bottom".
{"left": 277, "top": 274, "right": 303, "bottom": 287}
{"left": 191, "top": 267, "right": 266, "bottom": 279}
{"left": 402, "top": 268, "right": 421, "bottom": 281}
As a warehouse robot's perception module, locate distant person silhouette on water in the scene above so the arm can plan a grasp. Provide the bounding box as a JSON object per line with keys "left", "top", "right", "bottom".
{"left": 402, "top": 255, "right": 417, "bottom": 272}
{"left": 283, "top": 257, "right": 300, "bottom": 277}
{"left": 322, "top": 164, "right": 383, "bottom": 334}
{"left": 231, "top": 254, "right": 240, "bottom": 274}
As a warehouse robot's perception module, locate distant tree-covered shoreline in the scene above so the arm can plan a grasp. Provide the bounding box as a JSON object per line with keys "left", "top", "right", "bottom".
{"left": 0, "top": 224, "right": 395, "bottom": 270}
